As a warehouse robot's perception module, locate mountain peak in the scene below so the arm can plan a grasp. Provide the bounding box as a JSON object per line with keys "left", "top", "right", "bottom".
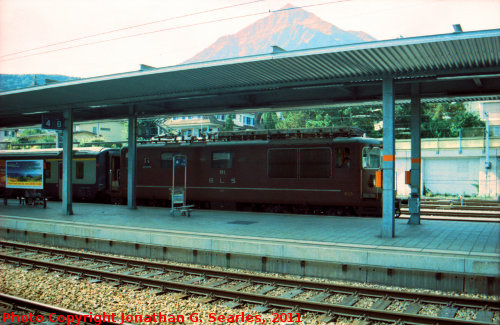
{"left": 184, "top": 3, "right": 375, "bottom": 63}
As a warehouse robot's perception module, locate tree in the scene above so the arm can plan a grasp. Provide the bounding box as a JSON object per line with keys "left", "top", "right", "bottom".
{"left": 137, "top": 118, "right": 164, "bottom": 140}
{"left": 11, "top": 128, "right": 55, "bottom": 145}
{"left": 261, "top": 112, "right": 279, "bottom": 129}
{"left": 224, "top": 114, "right": 235, "bottom": 131}
{"left": 421, "top": 102, "right": 484, "bottom": 138}
{"left": 266, "top": 102, "right": 483, "bottom": 139}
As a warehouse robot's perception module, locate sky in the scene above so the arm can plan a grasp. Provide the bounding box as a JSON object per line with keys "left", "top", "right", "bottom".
{"left": 1, "top": 0, "right": 499, "bottom": 78}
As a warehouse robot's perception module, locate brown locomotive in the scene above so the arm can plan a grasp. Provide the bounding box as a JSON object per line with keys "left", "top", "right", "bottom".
{"left": 119, "top": 128, "right": 383, "bottom": 216}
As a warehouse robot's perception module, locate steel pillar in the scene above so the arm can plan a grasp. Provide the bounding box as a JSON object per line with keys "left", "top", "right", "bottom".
{"left": 382, "top": 77, "right": 395, "bottom": 238}
{"left": 127, "top": 105, "right": 137, "bottom": 209}
{"left": 62, "top": 108, "right": 73, "bottom": 215}
{"left": 409, "top": 85, "right": 421, "bottom": 224}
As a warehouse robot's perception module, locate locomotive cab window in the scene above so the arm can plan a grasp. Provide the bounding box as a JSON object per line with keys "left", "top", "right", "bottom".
{"left": 268, "top": 149, "right": 297, "bottom": 178}
{"left": 362, "top": 146, "right": 381, "bottom": 169}
{"left": 334, "top": 147, "right": 351, "bottom": 168}
{"left": 211, "top": 151, "right": 233, "bottom": 169}
{"left": 300, "top": 148, "right": 331, "bottom": 178}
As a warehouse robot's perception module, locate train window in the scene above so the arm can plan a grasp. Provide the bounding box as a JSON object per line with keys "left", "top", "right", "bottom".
{"left": 45, "top": 162, "right": 51, "bottom": 178}
{"left": 362, "top": 146, "right": 381, "bottom": 169}
{"left": 211, "top": 151, "right": 233, "bottom": 169}
{"left": 300, "top": 148, "right": 331, "bottom": 178}
{"left": 76, "top": 161, "right": 84, "bottom": 179}
{"left": 160, "top": 152, "right": 178, "bottom": 168}
{"left": 268, "top": 149, "right": 297, "bottom": 178}
{"left": 334, "top": 147, "right": 351, "bottom": 168}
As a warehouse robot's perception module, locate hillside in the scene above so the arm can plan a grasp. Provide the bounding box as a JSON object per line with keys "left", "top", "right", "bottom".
{"left": 0, "top": 74, "right": 79, "bottom": 92}
{"left": 185, "top": 3, "right": 375, "bottom": 63}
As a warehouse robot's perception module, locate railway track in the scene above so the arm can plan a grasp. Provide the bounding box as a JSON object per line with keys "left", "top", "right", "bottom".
{"left": 0, "top": 293, "right": 124, "bottom": 325}
{"left": 400, "top": 199, "right": 500, "bottom": 221}
{"left": 1, "top": 241, "right": 498, "bottom": 324}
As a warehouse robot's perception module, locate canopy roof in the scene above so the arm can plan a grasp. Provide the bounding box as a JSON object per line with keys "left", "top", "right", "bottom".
{"left": 1, "top": 29, "right": 499, "bottom": 127}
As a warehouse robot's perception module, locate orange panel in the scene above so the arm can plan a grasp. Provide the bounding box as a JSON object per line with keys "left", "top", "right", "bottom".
{"left": 382, "top": 155, "right": 395, "bottom": 162}
{"left": 375, "top": 170, "right": 382, "bottom": 188}
{"left": 405, "top": 170, "right": 411, "bottom": 185}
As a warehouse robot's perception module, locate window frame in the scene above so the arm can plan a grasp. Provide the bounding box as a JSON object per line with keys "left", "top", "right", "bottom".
{"left": 362, "top": 146, "right": 381, "bottom": 170}
{"left": 211, "top": 151, "right": 233, "bottom": 169}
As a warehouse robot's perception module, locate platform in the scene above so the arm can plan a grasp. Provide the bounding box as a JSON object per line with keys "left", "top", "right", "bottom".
{"left": 1, "top": 201, "right": 499, "bottom": 294}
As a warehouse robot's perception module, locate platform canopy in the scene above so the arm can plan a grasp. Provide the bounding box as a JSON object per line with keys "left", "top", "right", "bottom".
{"left": 1, "top": 29, "right": 499, "bottom": 127}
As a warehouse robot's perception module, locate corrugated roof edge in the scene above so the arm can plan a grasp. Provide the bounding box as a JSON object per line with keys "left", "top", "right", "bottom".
{"left": 1, "top": 29, "right": 499, "bottom": 96}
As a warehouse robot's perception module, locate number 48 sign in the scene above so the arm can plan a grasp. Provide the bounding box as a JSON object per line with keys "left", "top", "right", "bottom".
{"left": 41, "top": 114, "right": 65, "bottom": 130}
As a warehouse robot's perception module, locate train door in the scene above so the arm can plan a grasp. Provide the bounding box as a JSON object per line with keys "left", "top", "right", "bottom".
{"left": 109, "top": 154, "right": 120, "bottom": 192}
{"left": 361, "top": 146, "right": 381, "bottom": 199}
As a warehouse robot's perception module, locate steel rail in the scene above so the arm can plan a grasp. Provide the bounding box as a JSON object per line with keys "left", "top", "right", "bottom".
{"left": 1, "top": 240, "right": 497, "bottom": 310}
{"left": 0, "top": 247, "right": 498, "bottom": 324}
{"left": 0, "top": 293, "right": 127, "bottom": 325}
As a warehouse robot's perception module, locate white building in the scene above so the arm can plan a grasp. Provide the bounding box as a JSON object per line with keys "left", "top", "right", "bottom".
{"left": 395, "top": 136, "right": 499, "bottom": 198}
{"left": 165, "top": 114, "right": 256, "bottom": 138}
{"left": 467, "top": 100, "right": 500, "bottom": 136}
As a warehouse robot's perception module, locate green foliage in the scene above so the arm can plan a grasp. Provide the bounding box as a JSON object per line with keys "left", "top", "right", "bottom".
{"left": 224, "top": 114, "right": 235, "bottom": 131}
{"left": 274, "top": 107, "right": 383, "bottom": 137}
{"left": 421, "top": 102, "right": 484, "bottom": 138}
{"left": 266, "top": 102, "right": 483, "bottom": 139}
{"left": 262, "top": 112, "right": 279, "bottom": 129}
{"left": 11, "top": 128, "right": 55, "bottom": 145}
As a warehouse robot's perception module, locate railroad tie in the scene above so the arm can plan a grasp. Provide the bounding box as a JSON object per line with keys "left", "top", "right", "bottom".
{"left": 181, "top": 276, "right": 205, "bottom": 285}
{"left": 370, "top": 298, "right": 391, "bottom": 310}
{"left": 208, "top": 278, "right": 229, "bottom": 288}
{"left": 309, "top": 291, "right": 331, "bottom": 302}
{"left": 405, "top": 301, "right": 422, "bottom": 314}
{"left": 105, "top": 265, "right": 128, "bottom": 273}
{"left": 340, "top": 294, "right": 360, "bottom": 306}
{"left": 475, "top": 310, "right": 494, "bottom": 323}
{"left": 141, "top": 270, "right": 165, "bottom": 278}
{"left": 224, "top": 299, "right": 242, "bottom": 309}
{"left": 438, "top": 305, "right": 458, "bottom": 318}
{"left": 158, "top": 272, "right": 184, "bottom": 281}
{"left": 279, "top": 288, "right": 303, "bottom": 299}
{"left": 255, "top": 285, "right": 276, "bottom": 295}
{"left": 230, "top": 281, "right": 251, "bottom": 291}
{"left": 253, "top": 304, "right": 270, "bottom": 313}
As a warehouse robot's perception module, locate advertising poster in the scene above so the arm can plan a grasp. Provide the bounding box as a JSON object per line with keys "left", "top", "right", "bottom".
{"left": 6, "top": 160, "right": 44, "bottom": 189}
{"left": 0, "top": 160, "right": 5, "bottom": 188}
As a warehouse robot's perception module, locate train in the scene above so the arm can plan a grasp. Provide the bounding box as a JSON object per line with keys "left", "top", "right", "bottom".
{"left": 0, "top": 128, "right": 386, "bottom": 216}
{"left": 0, "top": 147, "right": 120, "bottom": 203}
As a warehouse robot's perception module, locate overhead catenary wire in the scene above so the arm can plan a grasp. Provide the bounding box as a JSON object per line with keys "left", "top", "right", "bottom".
{"left": 0, "top": 0, "right": 266, "bottom": 59}
{"left": 0, "top": 0, "right": 351, "bottom": 63}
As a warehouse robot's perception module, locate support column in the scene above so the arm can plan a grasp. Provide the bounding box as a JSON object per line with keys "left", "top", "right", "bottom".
{"left": 62, "top": 108, "right": 73, "bottom": 215}
{"left": 409, "top": 84, "right": 421, "bottom": 225}
{"left": 382, "top": 77, "right": 395, "bottom": 238}
{"left": 127, "top": 105, "right": 137, "bottom": 209}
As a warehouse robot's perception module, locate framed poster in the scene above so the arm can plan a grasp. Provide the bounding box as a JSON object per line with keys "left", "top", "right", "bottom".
{"left": 6, "top": 160, "right": 44, "bottom": 189}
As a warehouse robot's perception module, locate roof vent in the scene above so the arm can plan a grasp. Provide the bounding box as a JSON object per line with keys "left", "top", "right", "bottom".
{"left": 271, "top": 45, "right": 286, "bottom": 53}
{"left": 453, "top": 24, "right": 463, "bottom": 33}
{"left": 140, "top": 64, "right": 155, "bottom": 71}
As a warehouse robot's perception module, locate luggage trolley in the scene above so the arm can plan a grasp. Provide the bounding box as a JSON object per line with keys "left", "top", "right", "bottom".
{"left": 170, "top": 154, "right": 193, "bottom": 216}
